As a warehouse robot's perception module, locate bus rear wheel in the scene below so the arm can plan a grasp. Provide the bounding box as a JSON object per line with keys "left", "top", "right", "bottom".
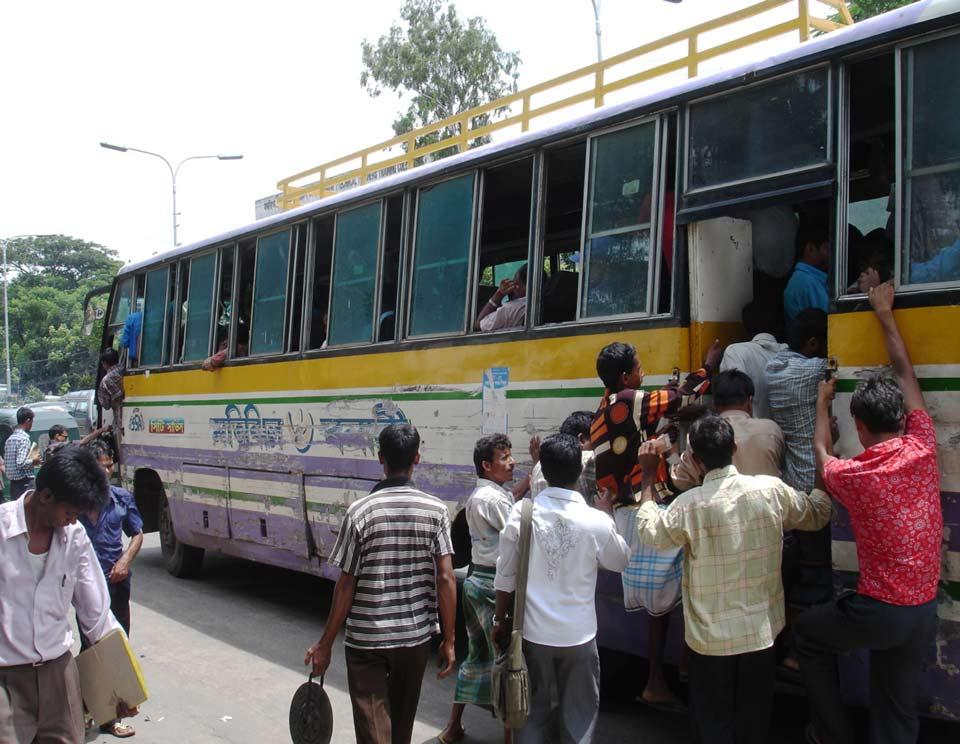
{"left": 159, "top": 493, "right": 204, "bottom": 578}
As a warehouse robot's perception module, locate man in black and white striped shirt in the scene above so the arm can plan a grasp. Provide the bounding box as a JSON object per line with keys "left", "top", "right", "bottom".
{"left": 305, "top": 423, "right": 457, "bottom": 744}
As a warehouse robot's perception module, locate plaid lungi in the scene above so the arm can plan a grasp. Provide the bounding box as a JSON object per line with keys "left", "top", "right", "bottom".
{"left": 453, "top": 565, "right": 497, "bottom": 706}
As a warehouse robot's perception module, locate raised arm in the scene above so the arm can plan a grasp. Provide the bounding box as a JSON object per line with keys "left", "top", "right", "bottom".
{"left": 814, "top": 379, "right": 838, "bottom": 476}
{"left": 868, "top": 282, "right": 925, "bottom": 413}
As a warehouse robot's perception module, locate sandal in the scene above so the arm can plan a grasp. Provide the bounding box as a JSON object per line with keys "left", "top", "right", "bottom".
{"left": 437, "top": 727, "right": 465, "bottom": 744}
{"left": 101, "top": 721, "right": 136, "bottom": 738}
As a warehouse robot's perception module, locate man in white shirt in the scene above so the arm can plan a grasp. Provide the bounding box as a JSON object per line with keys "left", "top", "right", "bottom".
{"left": 494, "top": 434, "right": 629, "bottom": 744}
{"left": 0, "top": 446, "right": 137, "bottom": 743}
{"left": 475, "top": 264, "right": 527, "bottom": 332}
{"left": 719, "top": 304, "right": 787, "bottom": 420}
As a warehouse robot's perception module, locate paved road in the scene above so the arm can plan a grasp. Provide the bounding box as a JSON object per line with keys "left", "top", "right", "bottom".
{"left": 83, "top": 534, "right": 958, "bottom": 743}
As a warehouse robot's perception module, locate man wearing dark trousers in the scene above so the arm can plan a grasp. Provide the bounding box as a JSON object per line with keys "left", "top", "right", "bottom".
{"left": 305, "top": 423, "right": 457, "bottom": 744}
{"left": 797, "top": 282, "right": 942, "bottom": 744}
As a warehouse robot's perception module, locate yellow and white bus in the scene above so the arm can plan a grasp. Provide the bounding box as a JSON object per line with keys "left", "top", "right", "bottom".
{"left": 94, "top": 1, "right": 959, "bottom": 717}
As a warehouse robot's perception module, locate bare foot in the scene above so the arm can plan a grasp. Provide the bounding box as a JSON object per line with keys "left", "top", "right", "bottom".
{"left": 437, "top": 724, "right": 465, "bottom": 744}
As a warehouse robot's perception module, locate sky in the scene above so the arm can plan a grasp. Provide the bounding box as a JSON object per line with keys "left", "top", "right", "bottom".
{"left": 1, "top": 0, "right": 838, "bottom": 265}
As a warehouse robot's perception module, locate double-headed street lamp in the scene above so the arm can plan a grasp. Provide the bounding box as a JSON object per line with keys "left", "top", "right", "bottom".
{"left": 99, "top": 143, "right": 243, "bottom": 247}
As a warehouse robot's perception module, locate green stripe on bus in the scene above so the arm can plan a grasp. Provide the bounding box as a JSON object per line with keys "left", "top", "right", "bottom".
{"left": 184, "top": 484, "right": 345, "bottom": 515}
{"left": 836, "top": 377, "right": 960, "bottom": 393}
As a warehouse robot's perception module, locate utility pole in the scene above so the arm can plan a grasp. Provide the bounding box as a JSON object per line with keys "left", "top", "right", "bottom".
{"left": 591, "top": 0, "right": 603, "bottom": 63}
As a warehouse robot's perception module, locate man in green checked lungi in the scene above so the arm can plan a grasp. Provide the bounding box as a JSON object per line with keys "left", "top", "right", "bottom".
{"left": 439, "top": 433, "right": 519, "bottom": 744}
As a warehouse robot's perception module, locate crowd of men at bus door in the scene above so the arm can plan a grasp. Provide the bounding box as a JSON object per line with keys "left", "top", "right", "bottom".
{"left": 304, "top": 278, "right": 941, "bottom": 744}
{"left": 1, "top": 415, "right": 145, "bottom": 740}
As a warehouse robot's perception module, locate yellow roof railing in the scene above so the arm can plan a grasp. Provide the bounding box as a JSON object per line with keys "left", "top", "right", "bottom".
{"left": 276, "top": 0, "right": 854, "bottom": 210}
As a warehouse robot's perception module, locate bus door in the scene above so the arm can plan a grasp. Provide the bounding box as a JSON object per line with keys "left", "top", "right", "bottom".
{"left": 225, "top": 467, "right": 310, "bottom": 555}
{"left": 687, "top": 216, "right": 754, "bottom": 362}
{"left": 303, "top": 474, "right": 379, "bottom": 559}
{"left": 179, "top": 464, "right": 230, "bottom": 540}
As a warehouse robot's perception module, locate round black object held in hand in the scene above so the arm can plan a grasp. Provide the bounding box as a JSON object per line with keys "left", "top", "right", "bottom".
{"left": 289, "top": 673, "right": 333, "bottom": 744}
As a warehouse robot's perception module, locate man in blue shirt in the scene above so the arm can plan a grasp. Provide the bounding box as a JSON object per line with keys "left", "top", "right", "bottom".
{"left": 784, "top": 218, "right": 830, "bottom": 328}
{"left": 79, "top": 440, "right": 144, "bottom": 738}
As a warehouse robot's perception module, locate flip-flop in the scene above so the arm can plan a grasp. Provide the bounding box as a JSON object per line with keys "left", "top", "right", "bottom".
{"left": 437, "top": 728, "right": 465, "bottom": 744}
{"left": 636, "top": 695, "right": 688, "bottom": 715}
{"left": 102, "top": 721, "right": 136, "bottom": 738}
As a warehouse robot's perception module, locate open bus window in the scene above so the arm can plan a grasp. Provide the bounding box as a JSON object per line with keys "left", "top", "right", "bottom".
{"left": 328, "top": 202, "right": 381, "bottom": 346}
{"left": 844, "top": 53, "right": 895, "bottom": 295}
{"left": 409, "top": 173, "right": 475, "bottom": 336}
{"left": 308, "top": 216, "right": 334, "bottom": 349}
{"left": 377, "top": 195, "right": 403, "bottom": 342}
{"left": 474, "top": 157, "right": 533, "bottom": 332}
{"left": 110, "top": 276, "right": 134, "bottom": 327}
{"left": 688, "top": 67, "right": 829, "bottom": 191}
{"left": 287, "top": 224, "right": 307, "bottom": 352}
{"left": 140, "top": 265, "right": 169, "bottom": 367}
{"left": 234, "top": 240, "right": 256, "bottom": 358}
{"left": 213, "top": 245, "right": 235, "bottom": 358}
{"left": 582, "top": 121, "right": 656, "bottom": 318}
{"left": 538, "top": 143, "right": 585, "bottom": 325}
{"left": 901, "top": 34, "right": 960, "bottom": 287}
{"left": 250, "top": 230, "right": 291, "bottom": 355}
{"left": 180, "top": 252, "right": 217, "bottom": 363}
{"left": 657, "top": 115, "right": 677, "bottom": 315}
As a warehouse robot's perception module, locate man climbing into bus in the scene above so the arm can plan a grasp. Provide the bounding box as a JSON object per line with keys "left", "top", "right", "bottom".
{"left": 590, "top": 339, "right": 719, "bottom": 712}
{"left": 719, "top": 302, "right": 787, "bottom": 419}
{"left": 784, "top": 215, "right": 830, "bottom": 328}
{"left": 440, "top": 433, "right": 517, "bottom": 744}
{"left": 796, "top": 282, "right": 942, "bottom": 744}
{"left": 97, "top": 348, "right": 125, "bottom": 456}
{"left": 634, "top": 416, "right": 831, "bottom": 744}
{"left": 304, "top": 423, "right": 457, "bottom": 744}
{"left": 475, "top": 264, "right": 527, "bottom": 332}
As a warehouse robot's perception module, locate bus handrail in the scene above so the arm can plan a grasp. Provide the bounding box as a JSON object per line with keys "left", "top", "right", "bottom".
{"left": 274, "top": 0, "right": 852, "bottom": 210}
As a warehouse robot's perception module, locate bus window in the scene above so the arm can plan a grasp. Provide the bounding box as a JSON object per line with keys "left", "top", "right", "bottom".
{"left": 234, "top": 239, "right": 256, "bottom": 357}
{"left": 474, "top": 157, "right": 533, "bottom": 332}
{"left": 287, "top": 224, "right": 308, "bottom": 352}
{"left": 900, "top": 34, "right": 960, "bottom": 287}
{"left": 110, "top": 276, "right": 134, "bottom": 327}
{"left": 409, "top": 173, "right": 475, "bottom": 336}
{"left": 213, "top": 245, "right": 235, "bottom": 358}
{"left": 140, "top": 266, "right": 169, "bottom": 367}
{"left": 843, "top": 53, "right": 895, "bottom": 295}
{"left": 657, "top": 114, "right": 677, "bottom": 315}
{"left": 582, "top": 121, "right": 657, "bottom": 318}
{"left": 538, "top": 143, "right": 585, "bottom": 325}
{"left": 687, "top": 67, "right": 829, "bottom": 192}
{"left": 181, "top": 252, "right": 217, "bottom": 362}
{"left": 308, "top": 216, "right": 335, "bottom": 349}
{"left": 377, "top": 195, "right": 403, "bottom": 342}
{"left": 328, "top": 202, "right": 381, "bottom": 346}
{"left": 250, "top": 230, "right": 292, "bottom": 355}
{"left": 165, "top": 265, "right": 178, "bottom": 365}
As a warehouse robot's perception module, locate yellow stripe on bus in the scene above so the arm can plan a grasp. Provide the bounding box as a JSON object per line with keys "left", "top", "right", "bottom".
{"left": 829, "top": 306, "right": 960, "bottom": 367}
{"left": 126, "top": 324, "right": 746, "bottom": 398}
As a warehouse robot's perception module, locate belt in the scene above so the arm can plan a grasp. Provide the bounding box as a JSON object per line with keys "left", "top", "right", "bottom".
{"left": 2, "top": 652, "right": 69, "bottom": 671}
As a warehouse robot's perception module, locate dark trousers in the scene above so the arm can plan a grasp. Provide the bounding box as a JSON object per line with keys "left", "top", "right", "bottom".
{"left": 517, "top": 638, "right": 600, "bottom": 744}
{"left": 80, "top": 576, "right": 131, "bottom": 651}
{"left": 344, "top": 641, "right": 431, "bottom": 744}
{"left": 0, "top": 651, "right": 84, "bottom": 743}
{"left": 687, "top": 646, "right": 776, "bottom": 744}
{"left": 8, "top": 478, "right": 35, "bottom": 502}
{"left": 793, "top": 593, "right": 937, "bottom": 744}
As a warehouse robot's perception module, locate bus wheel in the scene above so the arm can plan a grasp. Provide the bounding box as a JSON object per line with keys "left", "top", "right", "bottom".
{"left": 159, "top": 493, "right": 204, "bottom": 578}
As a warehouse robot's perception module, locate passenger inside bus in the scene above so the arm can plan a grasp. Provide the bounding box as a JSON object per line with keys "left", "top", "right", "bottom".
{"left": 783, "top": 213, "right": 830, "bottom": 329}
{"left": 233, "top": 240, "right": 256, "bottom": 358}
{"left": 475, "top": 264, "right": 527, "bottom": 331}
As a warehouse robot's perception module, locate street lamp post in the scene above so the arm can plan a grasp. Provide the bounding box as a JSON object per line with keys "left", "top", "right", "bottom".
{"left": 99, "top": 143, "right": 243, "bottom": 247}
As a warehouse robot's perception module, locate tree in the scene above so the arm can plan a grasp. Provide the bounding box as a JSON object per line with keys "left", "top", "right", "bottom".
{"left": 360, "top": 0, "right": 521, "bottom": 161}
{"left": 3, "top": 235, "right": 121, "bottom": 399}
{"left": 832, "top": 0, "right": 917, "bottom": 23}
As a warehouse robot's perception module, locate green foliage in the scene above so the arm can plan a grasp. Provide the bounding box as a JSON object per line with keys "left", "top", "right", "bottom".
{"left": 3, "top": 235, "right": 121, "bottom": 400}
{"left": 360, "top": 0, "right": 521, "bottom": 158}
{"left": 831, "top": 0, "right": 917, "bottom": 23}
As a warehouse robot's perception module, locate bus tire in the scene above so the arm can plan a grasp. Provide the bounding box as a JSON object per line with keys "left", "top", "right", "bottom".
{"left": 159, "top": 493, "right": 204, "bottom": 578}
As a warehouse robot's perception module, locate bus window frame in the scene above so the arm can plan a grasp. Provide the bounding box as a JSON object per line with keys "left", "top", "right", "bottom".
{"left": 325, "top": 198, "right": 385, "bottom": 349}
{"left": 405, "top": 169, "right": 480, "bottom": 341}
{"left": 248, "top": 226, "right": 294, "bottom": 358}
{"left": 683, "top": 63, "right": 834, "bottom": 197}
{"left": 577, "top": 115, "right": 663, "bottom": 323}
{"left": 894, "top": 28, "right": 960, "bottom": 294}
{"left": 285, "top": 221, "right": 309, "bottom": 353}
{"left": 373, "top": 191, "right": 409, "bottom": 345}
{"left": 138, "top": 263, "right": 173, "bottom": 370}
{"left": 179, "top": 248, "right": 220, "bottom": 364}
{"left": 468, "top": 154, "right": 538, "bottom": 336}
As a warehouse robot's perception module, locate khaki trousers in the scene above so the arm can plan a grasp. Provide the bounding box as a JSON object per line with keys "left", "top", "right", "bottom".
{"left": 0, "top": 652, "right": 84, "bottom": 744}
{"left": 344, "top": 641, "right": 431, "bottom": 744}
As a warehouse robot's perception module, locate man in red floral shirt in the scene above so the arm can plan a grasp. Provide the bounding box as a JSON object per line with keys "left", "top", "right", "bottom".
{"left": 796, "top": 282, "right": 942, "bottom": 744}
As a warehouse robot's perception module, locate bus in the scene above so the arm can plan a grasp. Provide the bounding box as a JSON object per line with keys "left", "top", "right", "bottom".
{"left": 93, "top": 0, "right": 960, "bottom": 719}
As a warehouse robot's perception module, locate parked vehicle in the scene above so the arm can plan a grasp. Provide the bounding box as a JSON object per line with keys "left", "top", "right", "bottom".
{"left": 0, "top": 405, "right": 79, "bottom": 499}
{"left": 63, "top": 389, "right": 97, "bottom": 435}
